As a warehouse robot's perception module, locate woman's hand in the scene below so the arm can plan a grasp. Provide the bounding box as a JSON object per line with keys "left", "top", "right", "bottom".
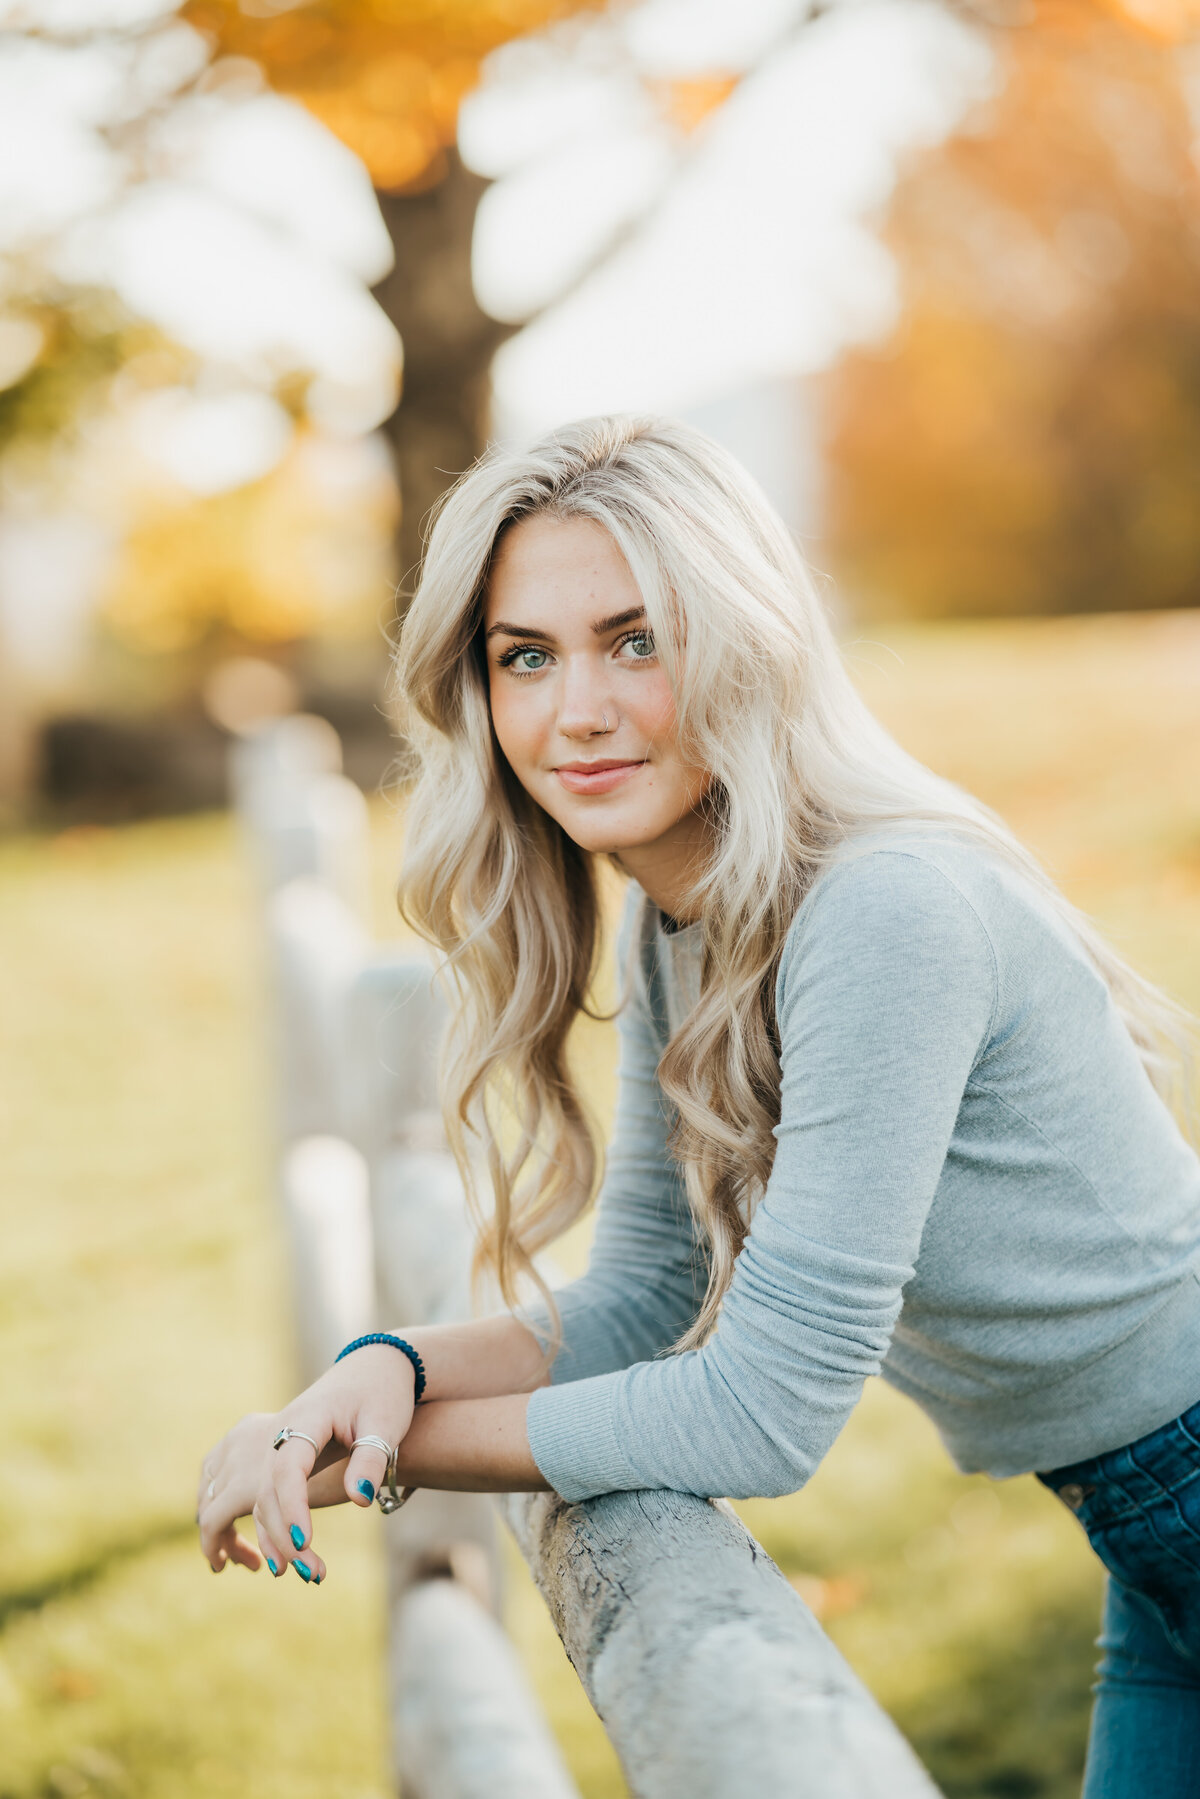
{"left": 197, "top": 1410, "right": 283, "bottom": 1574}
{"left": 248, "top": 1345, "right": 416, "bottom": 1584}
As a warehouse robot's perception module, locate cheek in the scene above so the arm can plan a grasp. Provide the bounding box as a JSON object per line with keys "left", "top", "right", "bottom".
{"left": 488, "top": 677, "right": 543, "bottom": 781}
{"left": 631, "top": 671, "right": 678, "bottom": 743}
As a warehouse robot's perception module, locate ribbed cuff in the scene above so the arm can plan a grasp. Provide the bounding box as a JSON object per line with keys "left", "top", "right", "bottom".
{"left": 526, "top": 1374, "right": 642, "bottom": 1503}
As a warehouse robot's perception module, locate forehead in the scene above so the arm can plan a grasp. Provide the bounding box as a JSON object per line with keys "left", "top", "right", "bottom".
{"left": 484, "top": 515, "right": 640, "bottom": 624}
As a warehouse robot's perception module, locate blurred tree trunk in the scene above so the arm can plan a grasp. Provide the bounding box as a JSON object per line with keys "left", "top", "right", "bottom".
{"left": 372, "top": 151, "right": 516, "bottom": 601}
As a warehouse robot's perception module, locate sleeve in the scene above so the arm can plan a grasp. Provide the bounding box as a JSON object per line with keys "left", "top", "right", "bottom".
{"left": 525, "top": 850, "right": 999, "bottom": 1502}
{"left": 535, "top": 890, "right": 708, "bottom": 1386}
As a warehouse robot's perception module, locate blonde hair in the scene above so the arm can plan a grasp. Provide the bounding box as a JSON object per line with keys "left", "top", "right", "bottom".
{"left": 394, "top": 414, "right": 1195, "bottom": 1348}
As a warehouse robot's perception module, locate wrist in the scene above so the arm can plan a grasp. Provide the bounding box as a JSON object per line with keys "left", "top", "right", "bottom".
{"left": 334, "top": 1332, "right": 426, "bottom": 1404}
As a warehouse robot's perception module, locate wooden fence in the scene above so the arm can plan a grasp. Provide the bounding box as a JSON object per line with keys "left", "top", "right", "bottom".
{"left": 232, "top": 715, "right": 942, "bottom": 1799}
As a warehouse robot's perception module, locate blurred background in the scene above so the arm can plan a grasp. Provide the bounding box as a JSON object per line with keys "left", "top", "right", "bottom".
{"left": 2, "top": 0, "right": 1199, "bottom": 1795}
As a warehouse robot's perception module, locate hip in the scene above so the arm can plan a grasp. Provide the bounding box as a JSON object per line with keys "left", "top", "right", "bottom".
{"left": 1038, "top": 1397, "right": 1200, "bottom": 1664}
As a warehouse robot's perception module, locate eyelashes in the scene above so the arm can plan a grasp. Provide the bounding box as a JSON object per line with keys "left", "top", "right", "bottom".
{"left": 496, "top": 629, "right": 656, "bottom": 677}
{"left": 497, "top": 644, "right": 546, "bottom": 673}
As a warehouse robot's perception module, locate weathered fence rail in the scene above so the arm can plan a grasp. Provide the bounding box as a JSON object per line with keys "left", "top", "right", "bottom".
{"left": 506, "top": 1488, "right": 938, "bottom": 1798}
{"left": 233, "top": 714, "right": 942, "bottom": 1798}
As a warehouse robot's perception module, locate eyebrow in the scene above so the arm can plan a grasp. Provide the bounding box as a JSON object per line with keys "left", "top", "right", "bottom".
{"left": 484, "top": 605, "right": 646, "bottom": 644}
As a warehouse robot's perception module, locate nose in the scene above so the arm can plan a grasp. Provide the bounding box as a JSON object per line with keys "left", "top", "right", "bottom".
{"left": 555, "top": 652, "right": 612, "bottom": 741}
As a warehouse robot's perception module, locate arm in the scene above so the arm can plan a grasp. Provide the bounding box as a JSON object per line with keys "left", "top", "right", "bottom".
{"left": 301, "top": 1391, "right": 545, "bottom": 1499}
{"left": 198, "top": 1334, "right": 548, "bottom": 1581}
{"left": 197, "top": 893, "right": 696, "bottom": 1571}
{"left": 378, "top": 925, "right": 704, "bottom": 1399}
{"left": 534, "top": 891, "right": 707, "bottom": 1383}
{"left": 525, "top": 850, "right": 999, "bottom": 1503}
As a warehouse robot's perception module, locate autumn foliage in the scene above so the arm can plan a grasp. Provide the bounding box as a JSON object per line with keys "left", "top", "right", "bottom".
{"left": 824, "top": 0, "right": 1200, "bottom": 618}
{"left": 181, "top": 0, "right": 598, "bottom": 192}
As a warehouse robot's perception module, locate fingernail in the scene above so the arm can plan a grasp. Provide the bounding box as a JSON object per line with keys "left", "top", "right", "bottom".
{"left": 357, "top": 1478, "right": 375, "bottom": 1503}
{"left": 293, "top": 1559, "right": 312, "bottom": 1583}
{"left": 289, "top": 1525, "right": 305, "bottom": 1551}
{"left": 266, "top": 1557, "right": 279, "bottom": 1576}
{"left": 313, "top": 1571, "right": 323, "bottom": 1585}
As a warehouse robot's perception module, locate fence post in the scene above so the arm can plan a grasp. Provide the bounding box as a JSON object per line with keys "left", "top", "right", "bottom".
{"left": 278, "top": 1135, "right": 376, "bottom": 1380}
{"left": 265, "top": 879, "right": 375, "bottom": 1382}
{"left": 339, "top": 951, "right": 506, "bottom": 1613}
{"left": 389, "top": 1579, "right": 580, "bottom": 1799}
{"left": 234, "top": 719, "right": 583, "bottom": 1799}
{"left": 232, "top": 714, "right": 370, "bottom": 919}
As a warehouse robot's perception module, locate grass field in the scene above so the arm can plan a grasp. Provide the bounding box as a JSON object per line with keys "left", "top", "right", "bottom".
{"left": 2, "top": 610, "right": 1198, "bottom": 1799}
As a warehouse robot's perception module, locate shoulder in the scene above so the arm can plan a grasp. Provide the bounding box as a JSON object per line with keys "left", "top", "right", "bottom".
{"left": 777, "top": 832, "right": 1002, "bottom": 1011}
{"left": 797, "top": 830, "right": 1002, "bottom": 933}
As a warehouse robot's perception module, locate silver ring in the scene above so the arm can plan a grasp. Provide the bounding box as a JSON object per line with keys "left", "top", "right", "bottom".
{"left": 601, "top": 712, "right": 610, "bottom": 732}
{"left": 378, "top": 1483, "right": 416, "bottom": 1516}
{"left": 377, "top": 1441, "right": 416, "bottom": 1515}
{"left": 351, "top": 1434, "right": 393, "bottom": 1460}
{"left": 272, "top": 1427, "right": 319, "bottom": 1454}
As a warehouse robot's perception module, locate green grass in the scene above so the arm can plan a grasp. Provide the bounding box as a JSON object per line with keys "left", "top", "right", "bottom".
{"left": 2, "top": 611, "right": 1198, "bottom": 1798}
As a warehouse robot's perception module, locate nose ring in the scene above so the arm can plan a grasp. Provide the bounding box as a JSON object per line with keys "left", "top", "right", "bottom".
{"left": 601, "top": 712, "right": 610, "bottom": 733}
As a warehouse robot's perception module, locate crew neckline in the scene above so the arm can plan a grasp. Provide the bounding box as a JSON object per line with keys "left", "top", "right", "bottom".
{"left": 656, "top": 907, "right": 701, "bottom": 940}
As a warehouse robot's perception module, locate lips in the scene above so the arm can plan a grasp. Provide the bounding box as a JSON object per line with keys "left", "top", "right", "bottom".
{"left": 554, "top": 760, "right": 643, "bottom": 795}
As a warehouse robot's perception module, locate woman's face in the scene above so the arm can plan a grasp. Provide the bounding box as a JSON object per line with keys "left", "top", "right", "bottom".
{"left": 483, "top": 514, "right": 712, "bottom": 904}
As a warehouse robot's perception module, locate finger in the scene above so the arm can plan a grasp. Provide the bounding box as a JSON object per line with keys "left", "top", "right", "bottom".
{"left": 256, "top": 1472, "right": 327, "bottom": 1584}
{"left": 195, "top": 1460, "right": 217, "bottom": 1518}
{"left": 202, "top": 1523, "right": 237, "bottom": 1574}
{"left": 254, "top": 1501, "right": 326, "bottom": 1585}
{"left": 199, "top": 1494, "right": 235, "bottom": 1572}
{"left": 251, "top": 1508, "right": 288, "bottom": 1579}
{"left": 255, "top": 1480, "right": 292, "bottom": 1569}
{"left": 197, "top": 1473, "right": 245, "bottom": 1567}
{"left": 227, "top": 1531, "right": 262, "bottom": 1572}
{"left": 270, "top": 1430, "right": 321, "bottom": 1559}
{"left": 344, "top": 1429, "right": 392, "bottom": 1508}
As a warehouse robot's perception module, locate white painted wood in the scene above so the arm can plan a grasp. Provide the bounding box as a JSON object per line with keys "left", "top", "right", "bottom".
{"left": 334, "top": 949, "right": 508, "bottom": 1625}
{"left": 267, "top": 879, "right": 368, "bottom": 1142}
{"left": 232, "top": 716, "right": 370, "bottom": 915}
{"left": 390, "top": 1578, "right": 582, "bottom": 1799}
{"left": 371, "top": 1146, "right": 474, "bottom": 1332}
{"left": 339, "top": 948, "right": 449, "bottom": 1162}
{"left": 252, "top": 769, "right": 371, "bottom": 918}
{"left": 229, "top": 713, "right": 342, "bottom": 821}
{"left": 336, "top": 947, "right": 471, "bottom": 1326}
{"left": 504, "top": 1488, "right": 942, "bottom": 1799}
{"left": 279, "top": 1136, "right": 376, "bottom": 1383}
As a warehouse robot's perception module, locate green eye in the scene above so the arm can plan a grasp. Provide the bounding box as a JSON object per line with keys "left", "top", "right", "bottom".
{"left": 500, "top": 645, "right": 549, "bottom": 673}
{"left": 624, "top": 631, "right": 655, "bottom": 659}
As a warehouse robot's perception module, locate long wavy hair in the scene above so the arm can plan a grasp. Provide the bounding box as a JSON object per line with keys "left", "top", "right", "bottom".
{"left": 394, "top": 414, "right": 1195, "bottom": 1349}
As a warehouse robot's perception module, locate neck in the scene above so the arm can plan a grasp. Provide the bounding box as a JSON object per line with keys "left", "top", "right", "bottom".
{"left": 614, "top": 810, "right": 712, "bottom": 926}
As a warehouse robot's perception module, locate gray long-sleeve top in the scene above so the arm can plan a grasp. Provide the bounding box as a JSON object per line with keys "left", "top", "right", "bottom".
{"left": 525, "top": 834, "right": 1200, "bottom": 1502}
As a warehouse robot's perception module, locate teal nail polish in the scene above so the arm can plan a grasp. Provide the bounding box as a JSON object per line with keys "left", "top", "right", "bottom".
{"left": 266, "top": 1557, "right": 279, "bottom": 1575}
{"left": 289, "top": 1525, "right": 305, "bottom": 1551}
{"left": 293, "top": 1559, "right": 312, "bottom": 1583}
{"left": 357, "top": 1478, "right": 375, "bottom": 1503}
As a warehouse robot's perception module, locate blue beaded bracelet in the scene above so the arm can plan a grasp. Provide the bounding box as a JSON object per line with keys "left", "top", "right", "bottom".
{"left": 335, "top": 1333, "right": 426, "bottom": 1403}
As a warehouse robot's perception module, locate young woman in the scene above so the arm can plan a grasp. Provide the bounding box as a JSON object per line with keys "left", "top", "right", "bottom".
{"left": 199, "top": 415, "right": 1200, "bottom": 1795}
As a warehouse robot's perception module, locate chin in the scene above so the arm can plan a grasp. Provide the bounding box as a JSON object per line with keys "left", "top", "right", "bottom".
{"left": 553, "top": 812, "right": 647, "bottom": 857}
{"left": 563, "top": 826, "right": 631, "bottom": 856}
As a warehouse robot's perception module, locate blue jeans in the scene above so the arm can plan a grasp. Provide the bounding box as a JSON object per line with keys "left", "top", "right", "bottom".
{"left": 1038, "top": 1400, "right": 1200, "bottom": 1797}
